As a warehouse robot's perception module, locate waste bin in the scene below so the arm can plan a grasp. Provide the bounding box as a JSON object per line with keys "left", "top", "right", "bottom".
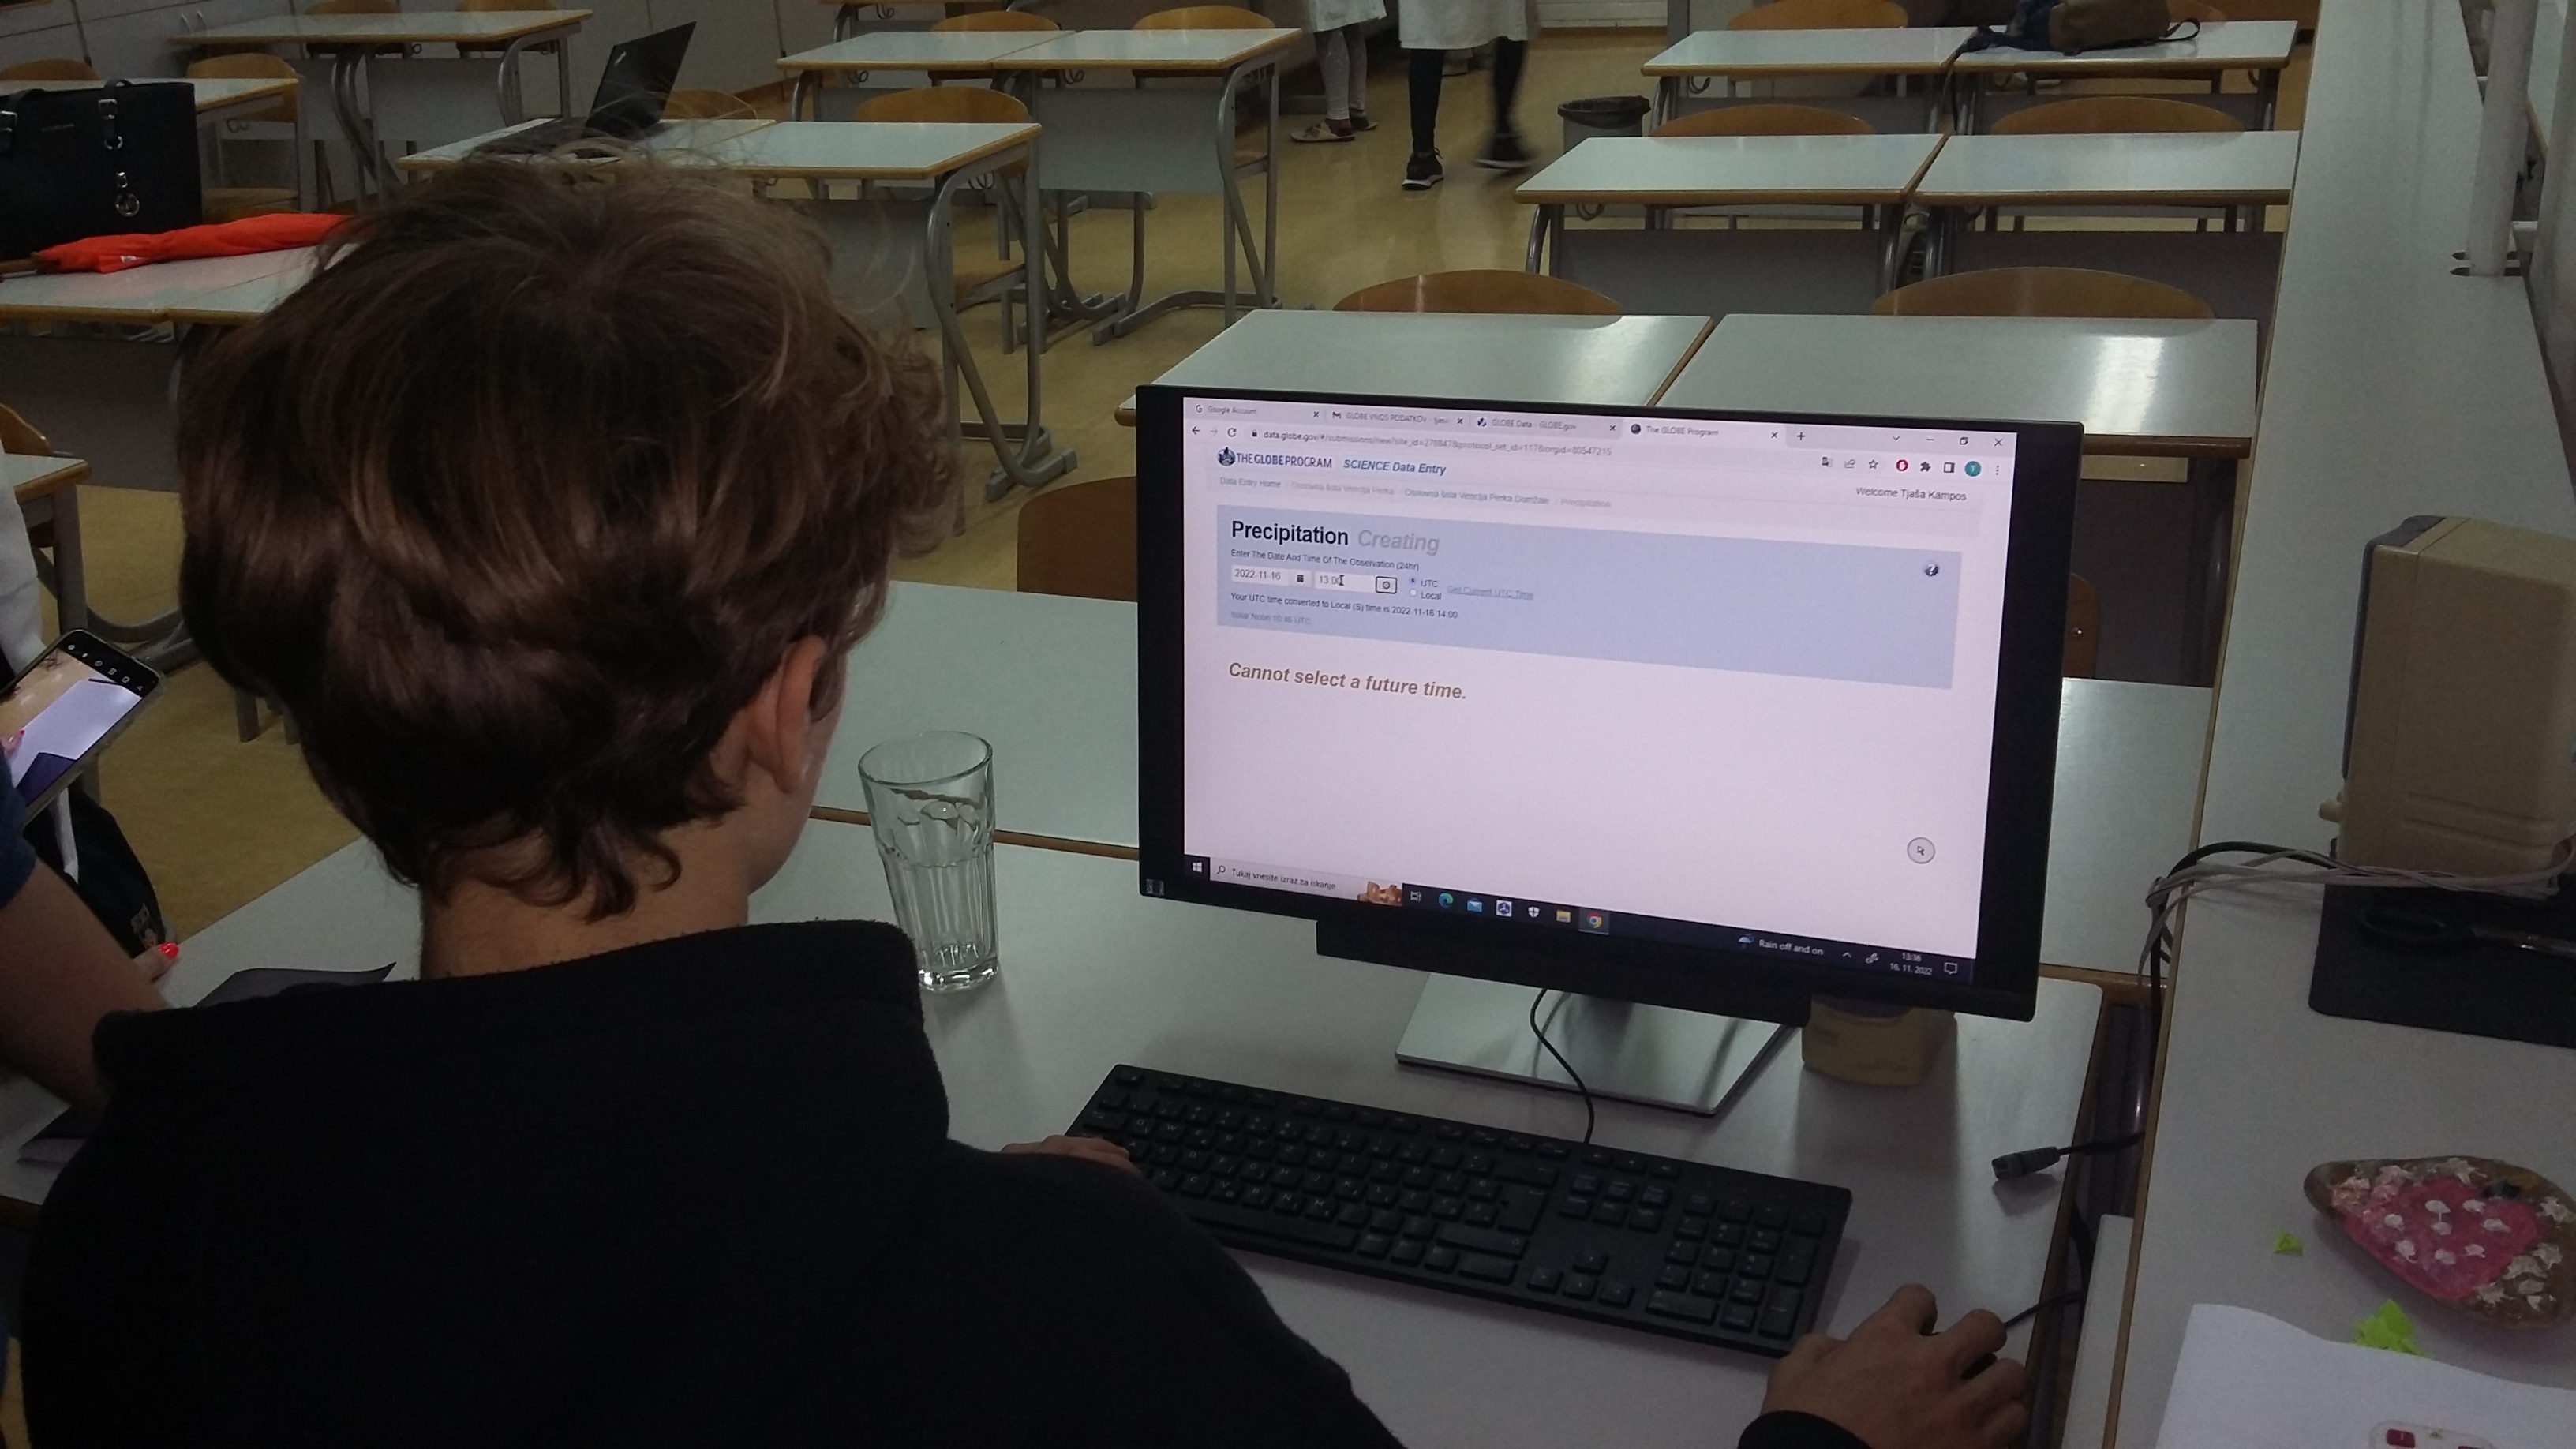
{"left": 1558, "top": 95, "right": 1653, "bottom": 152}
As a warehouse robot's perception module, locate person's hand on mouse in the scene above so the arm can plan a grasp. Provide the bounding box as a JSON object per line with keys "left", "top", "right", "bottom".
{"left": 1001, "top": 1133, "right": 1140, "bottom": 1176}
{"left": 1758, "top": 1283, "right": 2028, "bottom": 1449}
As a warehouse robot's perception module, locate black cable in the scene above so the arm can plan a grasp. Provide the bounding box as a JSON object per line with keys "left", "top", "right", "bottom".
{"left": 1990, "top": 1130, "right": 2144, "bottom": 1181}
{"left": 2000, "top": 1288, "right": 2086, "bottom": 1333}
{"left": 1528, "top": 988, "right": 1596, "bottom": 1145}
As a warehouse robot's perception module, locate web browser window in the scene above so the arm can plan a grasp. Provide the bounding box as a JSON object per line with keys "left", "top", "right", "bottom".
{"left": 1175, "top": 395, "right": 2026, "bottom": 985}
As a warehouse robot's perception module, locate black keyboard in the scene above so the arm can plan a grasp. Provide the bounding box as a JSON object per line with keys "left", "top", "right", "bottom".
{"left": 1067, "top": 1065, "right": 1851, "bottom": 1356}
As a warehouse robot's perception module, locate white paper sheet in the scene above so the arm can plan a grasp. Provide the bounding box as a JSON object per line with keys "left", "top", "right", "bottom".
{"left": 2155, "top": 1304, "right": 2576, "bottom": 1449}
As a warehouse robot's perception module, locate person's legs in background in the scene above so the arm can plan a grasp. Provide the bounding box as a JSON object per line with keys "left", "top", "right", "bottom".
{"left": 1403, "top": 46, "right": 1446, "bottom": 189}
{"left": 1475, "top": 35, "right": 1533, "bottom": 170}
{"left": 1293, "top": 27, "right": 1373, "bottom": 142}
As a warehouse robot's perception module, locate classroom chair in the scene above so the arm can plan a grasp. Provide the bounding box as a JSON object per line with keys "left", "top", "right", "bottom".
{"left": 1986, "top": 95, "right": 2243, "bottom": 230}
{"left": 663, "top": 88, "right": 758, "bottom": 119}
{"left": 852, "top": 86, "right": 1044, "bottom": 349}
{"left": 1988, "top": 96, "right": 2241, "bottom": 135}
{"left": 1135, "top": 5, "right": 1273, "bottom": 28}
{"left": 0, "top": 59, "right": 102, "bottom": 81}
{"left": 1653, "top": 103, "right": 1876, "bottom": 138}
{"left": 186, "top": 54, "right": 308, "bottom": 220}
{"left": 455, "top": 0, "right": 561, "bottom": 71}
{"left": 1017, "top": 477, "right": 1138, "bottom": 602}
{"left": 4, "top": 403, "right": 70, "bottom": 584}
{"left": 1335, "top": 269, "right": 1622, "bottom": 316}
{"left": 1728, "top": 0, "right": 1907, "bottom": 31}
{"left": 934, "top": 8, "right": 1061, "bottom": 28}
{"left": 1873, "top": 266, "right": 2214, "bottom": 318}
{"left": 2064, "top": 575, "right": 2100, "bottom": 678}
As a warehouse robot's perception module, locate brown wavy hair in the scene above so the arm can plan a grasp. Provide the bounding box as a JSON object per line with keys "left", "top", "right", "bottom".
{"left": 178, "top": 162, "right": 954, "bottom": 916}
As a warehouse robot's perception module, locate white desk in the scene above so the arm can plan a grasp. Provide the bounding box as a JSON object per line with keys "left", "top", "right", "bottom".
{"left": 1665, "top": 313, "right": 2259, "bottom": 682}
{"left": 818, "top": 582, "right": 2207, "bottom": 979}
{"left": 987, "top": 28, "right": 1298, "bottom": 341}
{"left": 1918, "top": 132, "right": 2298, "bottom": 325}
{"left": 9, "top": 75, "right": 299, "bottom": 126}
{"left": 7, "top": 826, "right": 2101, "bottom": 1447}
{"left": 818, "top": 582, "right": 1139, "bottom": 848}
{"left": 400, "top": 120, "right": 1073, "bottom": 500}
{"left": 0, "top": 248, "right": 315, "bottom": 325}
{"left": 394, "top": 115, "right": 775, "bottom": 168}
{"left": 1914, "top": 131, "right": 2301, "bottom": 212}
{"left": 1518, "top": 133, "right": 1940, "bottom": 317}
{"left": 177, "top": 9, "right": 592, "bottom": 196}
{"left": 5, "top": 451, "right": 90, "bottom": 634}
{"left": 2109, "top": 0, "right": 2576, "bottom": 1440}
{"left": 1661, "top": 314, "right": 2261, "bottom": 459}
{"left": 778, "top": 28, "right": 1058, "bottom": 109}
{"left": 1646, "top": 21, "right": 2300, "bottom": 129}
{"left": 819, "top": 0, "right": 1020, "bottom": 43}
{"left": 1114, "top": 308, "right": 1720, "bottom": 425}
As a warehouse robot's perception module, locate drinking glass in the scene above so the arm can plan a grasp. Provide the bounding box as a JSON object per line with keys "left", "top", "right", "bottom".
{"left": 856, "top": 731, "right": 998, "bottom": 993}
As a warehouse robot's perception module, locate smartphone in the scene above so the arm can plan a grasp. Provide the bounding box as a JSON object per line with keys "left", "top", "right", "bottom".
{"left": 0, "top": 631, "right": 161, "bottom": 815}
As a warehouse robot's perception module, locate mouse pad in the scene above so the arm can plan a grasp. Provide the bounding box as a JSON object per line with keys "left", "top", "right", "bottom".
{"left": 2311, "top": 884, "right": 2576, "bottom": 1049}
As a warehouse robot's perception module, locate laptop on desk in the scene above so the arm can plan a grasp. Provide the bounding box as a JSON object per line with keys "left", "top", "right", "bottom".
{"left": 475, "top": 23, "right": 695, "bottom": 155}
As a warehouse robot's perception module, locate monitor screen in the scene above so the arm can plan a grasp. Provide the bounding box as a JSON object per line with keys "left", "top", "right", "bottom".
{"left": 1136, "top": 387, "right": 2079, "bottom": 1023}
{"left": 586, "top": 23, "right": 692, "bottom": 137}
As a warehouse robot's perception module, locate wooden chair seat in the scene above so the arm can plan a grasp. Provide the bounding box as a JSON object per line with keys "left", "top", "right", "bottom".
{"left": 663, "top": 88, "right": 757, "bottom": 120}
{"left": 1136, "top": 4, "right": 1271, "bottom": 27}
{"left": 1990, "top": 96, "right": 2241, "bottom": 135}
{"left": 1337, "top": 268, "right": 1621, "bottom": 316}
{"left": 0, "top": 59, "right": 102, "bottom": 82}
{"left": 934, "top": 9, "right": 1060, "bottom": 28}
{"left": 1874, "top": 266, "right": 2213, "bottom": 319}
{"left": 1018, "top": 477, "right": 1137, "bottom": 601}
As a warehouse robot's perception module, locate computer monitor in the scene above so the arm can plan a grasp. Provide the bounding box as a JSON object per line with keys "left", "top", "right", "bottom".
{"left": 1135, "top": 386, "right": 2081, "bottom": 1110}
{"left": 586, "top": 23, "right": 694, "bottom": 138}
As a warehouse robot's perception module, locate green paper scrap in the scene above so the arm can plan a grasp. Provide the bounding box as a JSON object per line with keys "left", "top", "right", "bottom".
{"left": 2272, "top": 1230, "right": 2304, "bottom": 1256}
{"left": 2353, "top": 1300, "right": 2425, "bottom": 1356}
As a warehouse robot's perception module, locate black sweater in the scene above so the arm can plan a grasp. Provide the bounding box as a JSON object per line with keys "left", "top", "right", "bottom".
{"left": 25, "top": 920, "right": 1863, "bottom": 1449}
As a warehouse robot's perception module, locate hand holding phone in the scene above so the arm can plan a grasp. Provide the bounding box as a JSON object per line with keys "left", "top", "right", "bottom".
{"left": 1, "top": 631, "right": 161, "bottom": 814}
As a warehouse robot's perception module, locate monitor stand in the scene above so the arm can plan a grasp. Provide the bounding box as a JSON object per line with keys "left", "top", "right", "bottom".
{"left": 1395, "top": 974, "right": 1794, "bottom": 1118}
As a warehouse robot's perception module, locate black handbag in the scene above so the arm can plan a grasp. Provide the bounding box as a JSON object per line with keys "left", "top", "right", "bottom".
{"left": 24, "top": 787, "right": 170, "bottom": 957}
{"left": 0, "top": 80, "right": 203, "bottom": 259}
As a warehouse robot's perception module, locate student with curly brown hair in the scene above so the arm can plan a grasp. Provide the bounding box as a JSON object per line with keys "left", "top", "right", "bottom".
{"left": 19, "top": 163, "right": 2027, "bottom": 1449}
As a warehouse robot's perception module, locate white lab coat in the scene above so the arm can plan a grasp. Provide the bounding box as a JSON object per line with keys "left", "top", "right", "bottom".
{"left": 0, "top": 437, "right": 78, "bottom": 876}
{"left": 1307, "top": 0, "right": 1387, "bottom": 31}
{"left": 1396, "top": 0, "right": 1536, "bottom": 48}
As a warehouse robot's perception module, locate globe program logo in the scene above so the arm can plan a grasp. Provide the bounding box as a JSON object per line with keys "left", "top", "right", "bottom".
{"left": 1218, "top": 447, "right": 1236, "bottom": 466}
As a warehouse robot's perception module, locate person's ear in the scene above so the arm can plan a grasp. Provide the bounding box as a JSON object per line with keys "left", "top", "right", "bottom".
{"left": 742, "top": 636, "right": 832, "bottom": 797}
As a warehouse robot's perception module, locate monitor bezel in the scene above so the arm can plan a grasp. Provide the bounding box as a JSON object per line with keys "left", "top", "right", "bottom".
{"left": 1136, "top": 384, "right": 2080, "bottom": 1024}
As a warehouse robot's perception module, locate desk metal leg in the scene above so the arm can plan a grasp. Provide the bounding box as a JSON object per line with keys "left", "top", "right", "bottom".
{"left": 833, "top": 3, "right": 863, "bottom": 41}
{"left": 328, "top": 51, "right": 380, "bottom": 198}
{"left": 2257, "top": 67, "right": 2278, "bottom": 129}
{"left": 925, "top": 159, "right": 1076, "bottom": 500}
{"left": 48, "top": 488, "right": 86, "bottom": 636}
{"left": 1090, "top": 61, "right": 1279, "bottom": 343}
{"left": 498, "top": 36, "right": 531, "bottom": 126}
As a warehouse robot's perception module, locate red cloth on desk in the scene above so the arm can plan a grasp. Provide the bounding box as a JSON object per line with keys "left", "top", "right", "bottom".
{"left": 34, "top": 213, "right": 343, "bottom": 275}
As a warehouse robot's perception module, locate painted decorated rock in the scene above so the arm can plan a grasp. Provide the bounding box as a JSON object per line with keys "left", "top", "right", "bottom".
{"left": 2304, "top": 1156, "right": 2574, "bottom": 1328}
